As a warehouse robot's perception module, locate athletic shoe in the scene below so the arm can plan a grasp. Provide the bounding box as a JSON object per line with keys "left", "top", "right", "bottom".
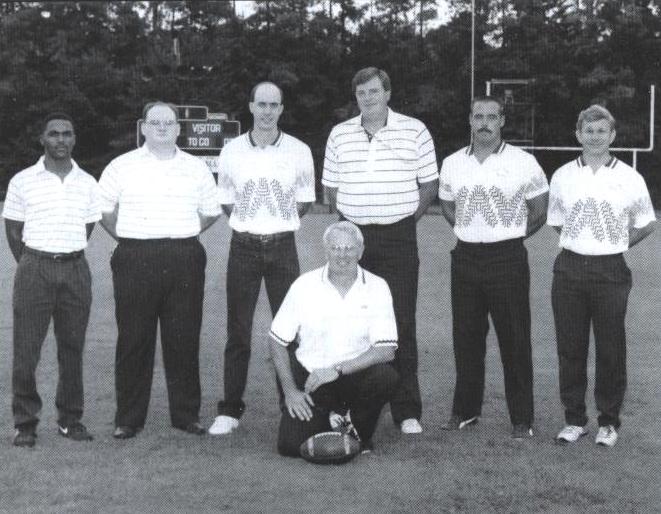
{"left": 441, "top": 414, "right": 478, "bottom": 431}
{"left": 13, "top": 427, "right": 37, "bottom": 448}
{"left": 113, "top": 426, "right": 141, "bottom": 439}
{"left": 58, "top": 422, "right": 93, "bottom": 441}
{"left": 555, "top": 425, "right": 588, "bottom": 444}
{"left": 329, "top": 410, "right": 360, "bottom": 441}
{"left": 208, "top": 415, "right": 239, "bottom": 435}
{"left": 511, "top": 424, "right": 534, "bottom": 439}
{"left": 360, "top": 440, "right": 374, "bottom": 455}
{"left": 400, "top": 418, "right": 423, "bottom": 434}
{"left": 595, "top": 425, "right": 618, "bottom": 447}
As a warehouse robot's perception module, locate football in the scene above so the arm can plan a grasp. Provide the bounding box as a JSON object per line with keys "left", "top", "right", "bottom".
{"left": 299, "top": 431, "right": 361, "bottom": 464}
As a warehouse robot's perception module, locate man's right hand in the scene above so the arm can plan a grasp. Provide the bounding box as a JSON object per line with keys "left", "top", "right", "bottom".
{"left": 284, "top": 389, "right": 315, "bottom": 421}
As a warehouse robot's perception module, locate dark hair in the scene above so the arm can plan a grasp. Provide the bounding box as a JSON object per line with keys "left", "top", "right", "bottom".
{"left": 249, "top": 82, "right": 284, "bottom": 104}
{"left": 41, "top": 112, "right": 75, "bottom": 133}
{"left": 351, "top": 67, "right": 391, "bottom": 94}
{"left": 471, "top": 96, "right": 505, "bottom": 115}
{"left": 142, "top": 101, "right": 178, "bottom": 119}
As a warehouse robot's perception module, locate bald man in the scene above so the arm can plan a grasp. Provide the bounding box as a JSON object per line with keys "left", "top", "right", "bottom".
{"left": 210, "top": 82, "right": 316, "bottom": 435}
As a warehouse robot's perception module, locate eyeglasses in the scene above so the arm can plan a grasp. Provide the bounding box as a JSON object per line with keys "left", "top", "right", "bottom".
{"left": 145, "top": 120, "right": 178, "bottom": 127}
{"left": 329, "top": 245, "right": 360, "bottom": 253}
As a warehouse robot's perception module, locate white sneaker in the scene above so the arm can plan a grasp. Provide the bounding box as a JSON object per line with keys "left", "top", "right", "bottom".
{"left": 400, "top": 418, "right": 423, "bottom": 434}
{"left": 595, "top": 425, "right": 618, "bottom": 447}
{"left": 555, "top": 425, "right": 588, "bottom": 443}
{"left": 208, "top": 415, "right": 239, "bottom": 435}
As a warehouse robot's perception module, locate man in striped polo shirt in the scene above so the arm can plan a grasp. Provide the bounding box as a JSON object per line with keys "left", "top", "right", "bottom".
{"left": 99, "top": 102, "right": 222, "bottom": 439}
{"left": 3, "top": 112, "right": 100, "bottom": 447}
{"left": 209, "top": 81, "right": 315, "bottom": 436}
{"left": 438, "top": 96, "right": 548, "bottom": 439}
{"left": 323, "top": 67, "right": 439, "bottom": 434}
{"left": 548, "top": 105, "right": 655, "bottom": 448}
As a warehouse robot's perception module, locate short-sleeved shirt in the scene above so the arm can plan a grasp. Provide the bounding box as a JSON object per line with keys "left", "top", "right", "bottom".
{"left": 269, "top": 265, "right": 398, "bottom": 372}
{"left": 322, "top": 108, "right": 438, "bottom": 225}
{"left": 547, "top": 155, "right": 656, "bottom": 255}
{"left": 439, "top": 142, "right": 549, "bottom": 243}
{"left": 217, "top": 131, "right": 315, "bottom": 234}
{"left": 2, "top": 157, "right": 101, "bottom": 252}
{"left": 98, "top": 145, "right": 221, "bottom": 239}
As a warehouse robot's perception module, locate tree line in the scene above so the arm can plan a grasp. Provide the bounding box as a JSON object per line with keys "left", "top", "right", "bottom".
{"left": 0, "top": 0, "right": 659, "bottom": 204}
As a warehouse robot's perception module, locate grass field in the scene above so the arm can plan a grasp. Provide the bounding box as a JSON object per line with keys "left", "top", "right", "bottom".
{"left": 0, "top": 212, "right": 659, "bottom": 513}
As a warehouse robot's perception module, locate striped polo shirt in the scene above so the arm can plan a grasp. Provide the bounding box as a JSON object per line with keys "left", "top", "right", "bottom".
{"left": 217, "top": 131, "right": 315, "bottom": 234}
{"left": 547, "top": 155, "right": 656, "bottom": 255}
{"left": 2, "top": 157, "right": 101, "bottom": 252}
{"left": 98, "top": 145, "right": 221, "bottom": 239}
{"left": 439, "top": 142, "right": 549, "bottom": 243}
{"left": 322, "top": 108, "right": 438, "bottom": 225}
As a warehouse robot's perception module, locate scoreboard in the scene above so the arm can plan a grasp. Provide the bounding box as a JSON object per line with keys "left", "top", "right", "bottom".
{"left": 136, "top": 105, "right": 241, "bottom": 151}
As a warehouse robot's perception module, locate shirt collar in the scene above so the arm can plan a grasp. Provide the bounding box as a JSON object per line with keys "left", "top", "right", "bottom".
{"left": 248, "top": 129, "right": 283, "bottom": 148}
{"left": 359, "top": 107, "right": 394, "bottom": 131}
{"left": 466, "top": 140, "right": 507, "bottom": 156}
{"left": 321, "top": 263, "right": 366, "bottom": 286}
{"left": 35, "top": 155, "right": 82, "bottom": 178}
{"left": 577, "top": 155, "right": 617, "bottom": 169}
{"left": 139, "top": 143, "right": 182, "bottom": 160}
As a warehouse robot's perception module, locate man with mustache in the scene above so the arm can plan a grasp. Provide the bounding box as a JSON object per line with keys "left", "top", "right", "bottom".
{"left": 438, "top": 96, "right": 548, "bottom": 439}
{"left": 3, "top": 112, "right": 100, "bottom": 447}
{"left": 209, "top": 81, "right": 315, "bottom": 435}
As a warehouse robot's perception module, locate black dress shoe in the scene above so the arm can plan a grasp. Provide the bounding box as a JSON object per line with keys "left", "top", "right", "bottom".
{"left": 113, "top": 426, "right": 140, "bottom": 439}
{"left": 13, "top": 427, "right": 37, "bottom": 448}
{"left": 177, "top": 422, "right": 205, "bottom": 435}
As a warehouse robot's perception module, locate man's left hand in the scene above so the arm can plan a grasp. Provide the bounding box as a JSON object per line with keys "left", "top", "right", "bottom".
{"left": 304, "top": 368, "right": 339, "bottom": 393}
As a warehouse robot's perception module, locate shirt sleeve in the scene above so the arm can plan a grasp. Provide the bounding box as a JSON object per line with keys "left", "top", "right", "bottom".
{"left": 197, "top": 160, "right": 222, "bottom": 217}
{"left": 321, "top": 129, "right": 339, "bottom": 188}
{"left": 438, "top": 158, "right": 454, "bottom": 201}
{"left": 415, "top": 125, "right": 439, "bottom": 183}
{"left": 85, "top": 179, "right": 103, "bottom": 223}
{"left": 524, "top": 155, "right": 549, "bottom": 199}
{"left": 295, "top": 143, "right": 316, "bottom": 202}
{"left": 546, "top": 171, "right": 565, "bottom": 227}
{"left": 97, "top": 162, "right": 122, "bottom": 213}
{"left": 368, "top": 278, "right": 398, "bottom": 347}
{"left": 1, "top": 176, "right": 25, "bottom": 221}
{"left": 269, "top": 280, "right": 301, "bottom": 346}
{"left": 216, "top": 147, "right": 236, "bottom": 205}
{"left": 628, "top": 174, "right": 657, "bottom": 228}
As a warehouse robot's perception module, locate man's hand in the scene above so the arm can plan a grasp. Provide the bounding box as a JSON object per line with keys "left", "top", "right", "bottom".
{"left": 304, "top": 368, "right": 339, "bottom": 394}
{"left": 284, "top": 389, "right": 315, "bottom": 421}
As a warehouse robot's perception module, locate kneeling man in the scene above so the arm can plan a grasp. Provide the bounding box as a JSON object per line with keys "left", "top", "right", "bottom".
{"left": 269, "top": 221, "right": 399, "bottom": 456}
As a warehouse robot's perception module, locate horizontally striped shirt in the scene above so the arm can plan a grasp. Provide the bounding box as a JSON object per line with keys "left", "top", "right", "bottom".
{"left": 439, "top": 142, "right": 548, "bottom": 243}
{"left": 322, "top": 108, "right": 438, "bottom": 225}
{"left": 98, "top": 145, "right": 221, "bottom": 239}
{"left": 217, "top": 131, "right": 315, "bottom": 234}
{"left": 270, "top": 264, "right": 398, "bottom": 371}
{"left": 2, "top": 157, "right": 101, "bottom": 252}
{"left": 547, "top": 155, "right": 656, "bottom": 255}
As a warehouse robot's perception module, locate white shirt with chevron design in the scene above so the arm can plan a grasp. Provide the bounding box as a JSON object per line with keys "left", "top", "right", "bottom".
{"left": 217, "top": 131, "right": 315, "bottom": 234}
{"left": 547, "top": 156, "right": 656, "bottom": 255}
{"left": 439, "top": 142, "right": 548, "bottom": 243}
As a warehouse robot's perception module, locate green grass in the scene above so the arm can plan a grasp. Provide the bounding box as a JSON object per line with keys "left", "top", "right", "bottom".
{"left": 1, "top": 213, "right": 659, "bottom": 513}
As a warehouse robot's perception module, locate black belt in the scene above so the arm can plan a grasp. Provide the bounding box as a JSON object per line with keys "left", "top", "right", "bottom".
{"left": 232, "top": 230, "right": 293, "bottom": 243}
{"left": 24, "top": 247, "right": 84, "bottom": 261}
{"left": 118, "top": 236, "right": 198, "bottom": 246}
{"left": 457, "top": 237, "right": 523, "bottom": 250}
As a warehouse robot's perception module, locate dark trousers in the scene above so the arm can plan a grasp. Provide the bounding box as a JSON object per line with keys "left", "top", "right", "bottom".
{"left": 218, "top": 231, "right": 299, "bottom": 419}
{"left": 12, "top": 250, "right": 92, "bottom": 429}
{"left": 354, "top": 216, "right": 421, "bottom": 424}
{"left": 111, "top": 237, "right": 206, "bottom": 429}
{"left": 277, "top": 356, "right": 399, "bottom": 457}
{"left": 551, "top": 250, "right": 631, "bottom": 429}
{"left": 450, "top": 238, "right": 534, "bottom": 426}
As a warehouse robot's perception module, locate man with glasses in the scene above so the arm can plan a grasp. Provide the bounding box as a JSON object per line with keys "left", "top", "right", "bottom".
{"left": 99, "top": 101, "right": 222, "bottom": 439}
{"left": 209, "top": 81, "right": 315, "bottom": 435}
{"left": 269, "top": 221, "right": 398, "bottom": 456}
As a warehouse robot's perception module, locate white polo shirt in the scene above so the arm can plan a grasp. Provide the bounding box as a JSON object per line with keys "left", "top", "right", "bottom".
{"left": 547, "top": 155, "right": 656, "bottom": 255}
{"left": 439, "top": 142, "right": 548, "bottom": 243}
{"left": 98, "top": 145, "right": 221, "bottom": 239}
{"left": 217, "top": 131, "right": 315, "bottom": 234}
{"left": 269, "top": 265, "right": 398, "bottom": 372}
{"left": 322, "top": 108, "right": 438, "bottom": 225}
{"left": 2, "top": 157, "right": 101, "bottom": 252}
